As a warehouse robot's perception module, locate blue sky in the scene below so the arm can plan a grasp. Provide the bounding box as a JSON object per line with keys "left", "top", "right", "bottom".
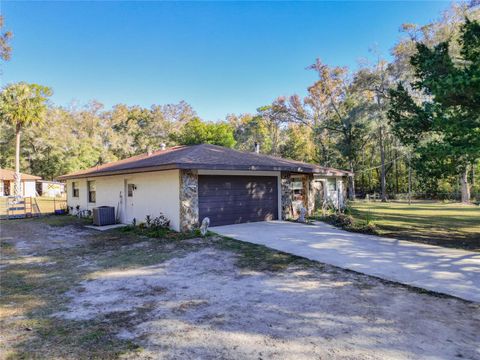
{"left": 2, "top": 1, "right": 449, "bottom": 120}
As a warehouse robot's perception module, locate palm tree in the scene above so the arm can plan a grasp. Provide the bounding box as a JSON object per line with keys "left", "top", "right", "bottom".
{"left": 0, "top": 82, "right": 52, "bottom": 196}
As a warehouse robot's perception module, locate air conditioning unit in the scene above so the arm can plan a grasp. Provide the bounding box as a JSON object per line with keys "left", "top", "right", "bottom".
{"left": 92, "top": 206, "right": 116, "bottom": 226}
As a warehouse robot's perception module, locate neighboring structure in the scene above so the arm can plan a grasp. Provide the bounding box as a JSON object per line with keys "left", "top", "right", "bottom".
{"left": 0, "top": 169, "right": 41, "bottom": 197}
{"left": 58, "top": 144, "right": 352, "bottom": 231}
{"left": 36, "top": 180, "right": 66, "bottom": 197}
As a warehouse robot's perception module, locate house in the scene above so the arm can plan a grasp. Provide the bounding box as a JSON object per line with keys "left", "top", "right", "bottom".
{"left": 57, "top": 144, "right": 352, "bottom": 231}
{"left": 36, "top": 180, "right": 66, "bottom": 197}
{"left": 0, "top": 168, "right": 41, "bottom": 197}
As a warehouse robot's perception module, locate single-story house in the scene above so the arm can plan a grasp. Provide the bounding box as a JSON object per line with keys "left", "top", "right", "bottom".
{"left": 57, "top": 144, "right": 352, "bottom": 231}
{"left": 0, "top": 168, "right": 41, "bottom": 197}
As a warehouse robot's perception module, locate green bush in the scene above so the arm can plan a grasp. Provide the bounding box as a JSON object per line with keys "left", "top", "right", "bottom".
{"left": 119, "top": 222, "right": 201, "bottom": 240}
{"left": 319, "top": 213, "right": 377, "bottom": 235}
{"left": 350, "top": 220, "right": 377, "bottom": 234}
{"left": 324, "top": 213, "right": 354, "bottom": 228}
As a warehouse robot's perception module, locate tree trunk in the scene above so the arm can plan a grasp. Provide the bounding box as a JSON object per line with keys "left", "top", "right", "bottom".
{"left": 379, "top": 127, "right": 387, "bottom": 202}
{"left": 394, "top": 147, "right": 399, "bottom": 194}
{"left": 348, "top": 161, "right": 355, "bottom": 200}
{"left": 14, "top": 128, "right": 22, "bottom": 197}
{"left": 460, "top": 167, "right": 470, "bottom": 204}
{"left": 408, "top": 154, "right": 412, "bottom": 205}
{"left": 472, "top": 165, "right": 475, "bottom": 188}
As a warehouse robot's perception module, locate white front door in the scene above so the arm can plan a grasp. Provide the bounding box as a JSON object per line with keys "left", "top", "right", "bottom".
{"left": 124, "top": 180, "right": 135, "bottom": 224}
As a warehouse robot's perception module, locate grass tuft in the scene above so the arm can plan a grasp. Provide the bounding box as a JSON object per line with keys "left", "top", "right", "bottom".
{"left": 120, "top": 225, "right": 202, "bottom": 241}
{"left": 33, "top": 215, "right": 92, "bottom": 227}
{"left": 217, "top": 236, "right": 316, "bottom": 272}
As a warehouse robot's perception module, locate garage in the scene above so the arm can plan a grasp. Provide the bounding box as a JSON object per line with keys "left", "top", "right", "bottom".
{"left": 198, "top": 175, "right": 278, "bottom": 226}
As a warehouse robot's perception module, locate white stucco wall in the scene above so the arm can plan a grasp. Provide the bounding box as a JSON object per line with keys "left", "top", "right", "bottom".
{"left": 23, "top": 180, "right": 37, "bottom": 197}
{"left": 66, "top": 179, "right": 88, "bottom": 211}
{"left": 66, "top": 170, "right": 181, "bottom": 231}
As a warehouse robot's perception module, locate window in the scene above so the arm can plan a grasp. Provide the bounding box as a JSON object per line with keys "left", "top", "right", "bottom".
{"left": 72, "top": 182, "right": 79, "bottom": 198}
{"left": 327, "top": 179, "right": 337, "bottom": 192}
{"left": 87, "top": 181, "right": 96, "bottom": 203}
{"left": 290, "top": 176, "right": 305, "bottom": 203}
{"left": 127, "top": 183, "right": 135, "bottom": 197}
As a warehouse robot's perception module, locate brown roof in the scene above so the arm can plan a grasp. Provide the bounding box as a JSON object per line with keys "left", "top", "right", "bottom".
{"left": 0, "top": 168, "right": 42, "bottom": 181}
{"left": 57, "top": 144, "right": 352, "bottom": 180}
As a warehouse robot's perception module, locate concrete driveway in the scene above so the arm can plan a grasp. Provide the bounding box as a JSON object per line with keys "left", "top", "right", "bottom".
{"left": 212, "top": 221, "right": 480, "bottom": 302}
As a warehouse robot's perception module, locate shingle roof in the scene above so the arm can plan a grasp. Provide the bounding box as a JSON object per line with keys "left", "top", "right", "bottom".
{"left": 57, "top": 144, "right": 352, "bottom": 180}
{"left": 0, "top": 168, "right": 42, "bottom": 181}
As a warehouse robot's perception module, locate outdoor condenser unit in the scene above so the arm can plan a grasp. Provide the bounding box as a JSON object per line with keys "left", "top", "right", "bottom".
{"left": 92, "top": 206, "right": 116, "bottom": 226}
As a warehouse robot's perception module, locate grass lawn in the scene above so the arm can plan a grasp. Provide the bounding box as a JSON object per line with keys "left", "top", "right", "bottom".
{"left": 349, "top": 200, "right": 480, "bottom": 251}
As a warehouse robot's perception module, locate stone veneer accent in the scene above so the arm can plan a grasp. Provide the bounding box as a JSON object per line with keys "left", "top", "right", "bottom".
{"left": 179, "top": 169, "right": 199, "bottom": 232}
{"left": 280, "top": 172, "right": 293, "bottom": 220}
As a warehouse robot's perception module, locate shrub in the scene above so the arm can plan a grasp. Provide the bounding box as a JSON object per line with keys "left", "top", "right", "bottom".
{"left": 351, "top": 220, "right": 377, "bottom": 234}
{"left": 319, "top": 212, "right": 377, "bottom": 235}
{"left": 119, "top": 217, "right": 201, "bottom": 240}
{"left": 151, "top": 214, "right": 170, "bottom": 229}
{"left": 325, "top": 213, "right": 354, "bottom": 228}
{"left": 141, "top": 214, "right": 170, "bottom": 229}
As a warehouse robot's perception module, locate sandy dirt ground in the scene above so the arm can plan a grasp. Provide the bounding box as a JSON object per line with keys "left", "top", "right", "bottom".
{"left": 1, "top": 218, "right": 480, "bottom": 360}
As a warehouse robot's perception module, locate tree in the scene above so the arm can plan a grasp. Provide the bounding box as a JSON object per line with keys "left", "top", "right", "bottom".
{"left": 228, "top": 113, "right": 272, "bottom": 153}
{"left": 0, "top": 99, "right": 199, "bottom": 180}
{"left": 273, "top": 59, "right": 371, "bottom": 199}
{"left": 208, "top": 122, "right": 237, "bottom": 148}
{"left": 389, "top": 18, "right": 480, "bottom": 203}
{"left": 354, "top": 58, "right": 396, "bottom": 201}
{"left": 173, "top": 118, "right": 236, "bottom": 148}
{"left": 391, "top": 3, "right": 479, "bottom": 83}
{"left": 255, "top": 105, "right": 287, "bottom": 156}
{"left": 281, "top": 124, "right": 316, "bottom": 163}
{"left": 0, "top": 83, "right": 52, "bottom": 195}
{"left": 21, "top": 106, "right": 107, "bottom": 180}
{"left": 150, "top": 101, "right": 196, "bottom": 147}
{"left": 0, "top": 15, "right": 12, "bottom": 61}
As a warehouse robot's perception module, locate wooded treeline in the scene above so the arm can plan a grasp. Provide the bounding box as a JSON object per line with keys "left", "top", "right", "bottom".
{"left": 1, "top": 4, "right": 479, "bottom": 201}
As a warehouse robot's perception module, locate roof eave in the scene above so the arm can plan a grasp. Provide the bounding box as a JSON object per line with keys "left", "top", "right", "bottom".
{"left": 183, "top": 163, "right": 315, "bottom": 173}
{"left": 56, "top": 164, "right": 179, "bottom": 180}
{"left": 0, "top": 176, "right": 42, "bottom": 181}
{"left": 57, "top": 162, "right": 353, "bottom": 180}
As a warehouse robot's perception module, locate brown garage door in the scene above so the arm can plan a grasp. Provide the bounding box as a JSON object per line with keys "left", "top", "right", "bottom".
{"left": 198, "top": 175, "right": 278, "bottom": 226}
